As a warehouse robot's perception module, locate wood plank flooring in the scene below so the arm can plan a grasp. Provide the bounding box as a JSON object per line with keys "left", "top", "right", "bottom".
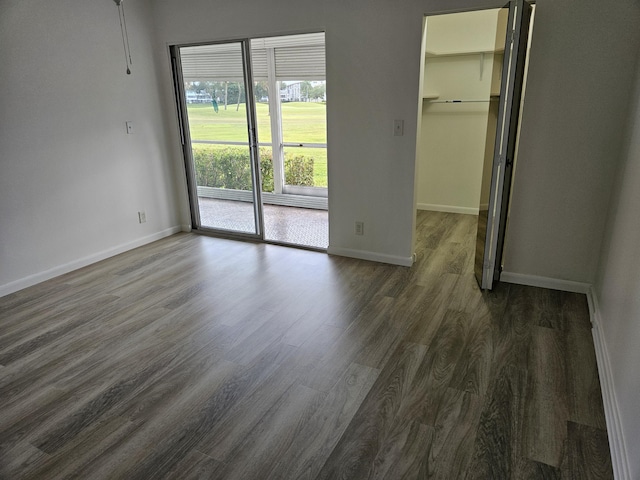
{"left": 0, "top": 211, "right": 611, "bottom": 479}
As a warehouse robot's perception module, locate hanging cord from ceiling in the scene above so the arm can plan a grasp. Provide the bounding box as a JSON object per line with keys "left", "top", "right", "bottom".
{"left": 114, "top": 0, "right": 132, "bottom": 74}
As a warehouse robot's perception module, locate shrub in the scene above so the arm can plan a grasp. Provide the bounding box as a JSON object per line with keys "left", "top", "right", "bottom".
{"left": 260, "top": 153, "right": 274, "bottom": 192}
{"left": 192, "top": 146, "right": 314, "bottom": 191}
{"left": 285, "top": 155, "right": 314, "bottom": 187}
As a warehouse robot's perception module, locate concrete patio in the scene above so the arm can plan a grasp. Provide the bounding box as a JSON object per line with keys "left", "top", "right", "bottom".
{"left": 197, "top": 197, "right": 328, "bottom": 249}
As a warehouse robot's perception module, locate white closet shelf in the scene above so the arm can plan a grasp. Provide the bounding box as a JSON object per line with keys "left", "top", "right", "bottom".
{"left": 425, "top": 48, "right": 505, "bottom": 58}
{"left": 422, "top": 94, "right": 440, "bottom": 100}
{"left": 426, "top": 99, "right": 497, "bottom": 104}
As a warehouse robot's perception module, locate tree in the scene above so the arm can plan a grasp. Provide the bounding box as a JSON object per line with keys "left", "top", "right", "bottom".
{"left": 310, "top": 83, "right": 326, "bottom": 101}
{"left": 254, "top": 81, "right": 268, "bottom": 101}
{"left": 300, "top": 81, "right": 313, "bottom": 101}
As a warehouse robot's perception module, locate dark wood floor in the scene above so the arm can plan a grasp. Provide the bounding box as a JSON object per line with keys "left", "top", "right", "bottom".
{"left": 0, "top": 211, "right": 611, "bottom": 479}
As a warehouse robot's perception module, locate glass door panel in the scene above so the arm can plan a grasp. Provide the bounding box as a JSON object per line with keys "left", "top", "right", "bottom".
{"left": 252, "top": 84, "right": 275, "bottom": 194}
{"left": 178, "top": 42, "right": 259, "bottom": 235}
{"left": 280, "top": 81, "right": 328, "bottom": 194}
{"left": 249, "top": 33, "right": 329, "bottom": 250}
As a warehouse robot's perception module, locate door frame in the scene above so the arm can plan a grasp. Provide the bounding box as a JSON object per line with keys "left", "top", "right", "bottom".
{"left": 413, "top": 0, "right": 534, "bottom": 290}
{"left": 476, "top": 0, "right": 532, "bottom": 289}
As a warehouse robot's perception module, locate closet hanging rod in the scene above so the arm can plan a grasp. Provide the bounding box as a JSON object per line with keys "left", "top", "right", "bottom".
{"left": 426, "top": 99, "right": 499, "bottom": 104}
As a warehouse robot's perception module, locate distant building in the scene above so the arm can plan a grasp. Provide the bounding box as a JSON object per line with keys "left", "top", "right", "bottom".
{"left": 280, "top": 82, "right": 302, "bottom": 102}
{"left": 186, "top": 91, "right": 213, "bottom": 103}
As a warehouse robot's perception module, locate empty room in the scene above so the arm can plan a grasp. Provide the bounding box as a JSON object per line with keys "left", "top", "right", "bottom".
{"left": 1, "top": 0, "right": 640, "bottom": 479}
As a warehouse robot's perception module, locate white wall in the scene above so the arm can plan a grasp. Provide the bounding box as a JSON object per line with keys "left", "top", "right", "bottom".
{"left": 425, "top": 8, "right": 504, "bottom": 55}
{"left": 0, "top": 0, "right": 182, "bottom": 294}
{"left": 502, "top": 0, "right": 640, "bottom": 284}
{"left": 594, "top": 54, "right": 640, "bottom": 479}
{"left": 418, "top": 52, "right": 495, "bottom": 214}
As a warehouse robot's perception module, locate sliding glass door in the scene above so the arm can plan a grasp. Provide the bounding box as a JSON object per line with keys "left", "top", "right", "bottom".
{"left": 171, "top": 41, "right": 262, "bottom": 236}
{"left": 172, "top": 33, "right": 328, "bottom": 249}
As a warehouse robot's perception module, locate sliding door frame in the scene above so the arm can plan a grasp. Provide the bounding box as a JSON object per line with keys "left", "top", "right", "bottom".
{"left": 170, "top": 39, "right": 265, "bottom": 240}
{"left": 242, "top": 40, "right": 265, "bottom": 238}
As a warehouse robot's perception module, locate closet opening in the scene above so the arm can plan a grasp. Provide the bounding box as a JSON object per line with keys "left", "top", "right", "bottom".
{"left": 414, "top": 1, "right": 535, "bottom": 289}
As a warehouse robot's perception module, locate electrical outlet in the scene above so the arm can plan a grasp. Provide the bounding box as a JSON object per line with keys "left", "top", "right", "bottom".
{"left": 355, "top": 221, "right": 364, "bottom": 236}
{"left": 138, "top": 211, "right": 146, "bottom": 223}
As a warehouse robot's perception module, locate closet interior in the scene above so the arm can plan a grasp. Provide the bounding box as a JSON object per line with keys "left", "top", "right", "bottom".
{"left": 416, "top": 9, "right": 508, "bottom": 216}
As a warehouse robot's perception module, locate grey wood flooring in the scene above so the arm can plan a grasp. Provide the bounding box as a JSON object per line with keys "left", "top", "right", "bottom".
{"left": 0, "top": 211, "right": 611, "bottom": 479}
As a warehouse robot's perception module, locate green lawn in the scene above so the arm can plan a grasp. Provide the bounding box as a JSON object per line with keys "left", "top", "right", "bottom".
{"left": 186, "top": 102, "right": 327, "bottom": 187}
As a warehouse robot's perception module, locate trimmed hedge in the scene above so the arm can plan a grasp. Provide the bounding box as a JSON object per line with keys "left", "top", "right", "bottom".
{"left": 192, "top": 146, "right": 314, "bottom": 192}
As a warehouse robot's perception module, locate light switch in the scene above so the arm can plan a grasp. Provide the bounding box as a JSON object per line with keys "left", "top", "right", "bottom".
{"left": 394, "top": 119, "right": 404, "bottom": 136}
{"left": 126, "top": 121, "right": 134, "bottom": 134}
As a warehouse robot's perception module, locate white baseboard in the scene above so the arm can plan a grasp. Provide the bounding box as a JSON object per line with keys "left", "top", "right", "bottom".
{"left": 0, "top": 226, "right": 183, "bottom": 298}
{"left": 327, "top": 246, "right": 414, "bottom": 267}
{"left": 499, "top": 271, "right": 590, "bottom": 293}
{"left": 587, "top": 287, "right": 631, "bottom": 480}
{"left": 417, "top": 203, "right": 478, "bottom": 215}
